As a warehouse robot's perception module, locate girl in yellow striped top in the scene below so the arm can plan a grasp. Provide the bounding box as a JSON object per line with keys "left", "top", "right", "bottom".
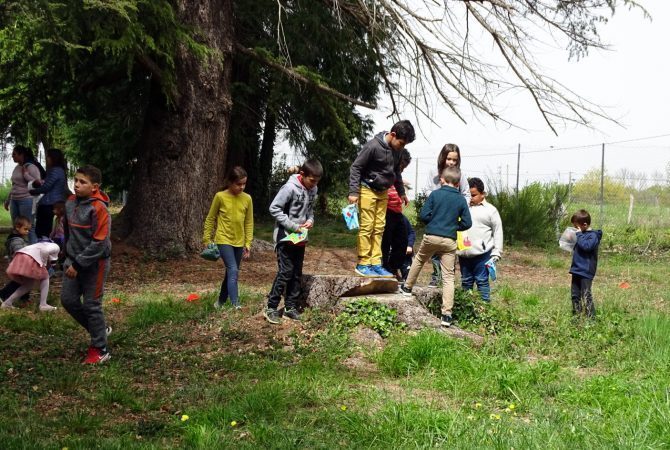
{"left": 203, "top": 167, "right": 253, "bottom": 309}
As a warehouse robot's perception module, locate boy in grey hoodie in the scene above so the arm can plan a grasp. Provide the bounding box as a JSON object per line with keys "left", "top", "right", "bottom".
{"left": 264, "top": 159, "right": 323, "bottom": 324}
{"left": 348, "top": 120, "right": 415, "bottom": 278}
{"left": 60, "top": 165, "right": 112, "bottom": 364}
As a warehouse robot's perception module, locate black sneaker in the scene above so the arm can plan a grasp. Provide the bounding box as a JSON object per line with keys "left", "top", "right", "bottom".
{"left": 399, "top": 284, "right": 412, "bottom": 296}
{"left": 284, "top": 308, "right": 301, "bottom": 321}
{"left": 264, "top": 308, "right": 281, "bottom": 324}
{"left": 441, "top": 315, "right": 453, "bottom": 327}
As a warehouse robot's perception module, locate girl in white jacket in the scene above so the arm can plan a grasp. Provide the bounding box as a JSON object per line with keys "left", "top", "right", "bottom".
{"left": 1, "top": 242, "right": 60, "bottom": 311}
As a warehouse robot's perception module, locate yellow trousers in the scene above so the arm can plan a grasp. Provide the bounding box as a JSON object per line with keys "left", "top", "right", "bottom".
{"left": 357, "top": 186, "right": 388, "bottom": 266}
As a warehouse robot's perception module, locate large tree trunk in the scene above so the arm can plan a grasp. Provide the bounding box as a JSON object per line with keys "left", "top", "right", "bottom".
{"left": 121, "top": 0, "right": 233, "bottom": 255}
{"left": 256, "top": 102, "right": 277, "bottom": 210}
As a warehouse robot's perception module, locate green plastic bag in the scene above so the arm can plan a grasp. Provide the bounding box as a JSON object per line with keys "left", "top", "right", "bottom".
{"left": 200, "top": 243, "right": 220, "bottom": 261}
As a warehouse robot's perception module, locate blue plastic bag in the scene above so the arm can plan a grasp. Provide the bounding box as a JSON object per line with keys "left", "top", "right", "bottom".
{"left": 485, "top": 258, "right": 497, "bottom": 281}
{"left": 342, "top": 204, "right": 359, "bottom": 230}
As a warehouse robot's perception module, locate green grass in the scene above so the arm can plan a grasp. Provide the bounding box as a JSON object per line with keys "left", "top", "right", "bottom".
{"left": 1, "top": 247, "right": 669, "bottom": 448}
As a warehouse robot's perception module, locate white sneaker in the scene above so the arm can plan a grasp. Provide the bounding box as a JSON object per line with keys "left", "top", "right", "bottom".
{"left": 1, "top": 302, "right": 16, "bottom": 309}
{"left": 39, "top": 305, "right": 57, "bottom": 312}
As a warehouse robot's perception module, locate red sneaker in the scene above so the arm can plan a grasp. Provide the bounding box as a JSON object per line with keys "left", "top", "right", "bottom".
{"left": 82, "top": 346, "right": 111, "bottom": 364}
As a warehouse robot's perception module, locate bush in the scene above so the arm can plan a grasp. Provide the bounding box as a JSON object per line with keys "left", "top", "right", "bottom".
{"left": 0, "top": 180, "right": 11, "bottom": 204}
{"left": 488, "top": 182, "right": 569, "bottom": 246}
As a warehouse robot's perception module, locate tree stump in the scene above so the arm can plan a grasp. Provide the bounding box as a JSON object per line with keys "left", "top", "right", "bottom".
{"left": 300, "top": 274, "right": 399, "bottom": 309}
{"left": 300, "top": 275, "right": 483, "bottom": 344}
{"left": 338, "top": 294, "right": 483, "bottom": 344}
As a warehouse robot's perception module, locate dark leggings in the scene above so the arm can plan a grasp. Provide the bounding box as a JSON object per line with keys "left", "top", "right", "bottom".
{"left": 35, "top": 204, "right": 55, "bottom": 240}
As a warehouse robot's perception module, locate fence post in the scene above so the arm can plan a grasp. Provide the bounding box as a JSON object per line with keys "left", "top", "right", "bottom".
{"left": 627, "top": 194, "right": 634, "bottom": 225}
{"left": 515, "top": 143, "right": 520, "bottom": 195}
{"left": 599, "top": 143, "right": 605, "bottom": 228}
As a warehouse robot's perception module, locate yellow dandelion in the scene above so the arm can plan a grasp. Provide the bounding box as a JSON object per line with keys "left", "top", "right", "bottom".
{"left": 340, "top": 405, "right": 347, "bottom": 411}
{"left": 490, "top": 413, "right": 501, "bottom": 420}
{"left": 475, "top": 402, "right": 482, "bottom": 409}
{"left": 181, "top": 415, "right": 189, "bottom": 422}
{"left": 467, "top": 415, "right": 475, "bottom": 420}
{"left": 230, "top": 421, "right": 238, "bottom": 427}
{"left": 509, "top": 403, "right": 516, "bottom": 411}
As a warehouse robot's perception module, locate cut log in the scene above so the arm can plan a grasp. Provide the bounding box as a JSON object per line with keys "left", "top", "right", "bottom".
{"left": 411, "top": 286, "right": 443, "bottom": 314}
{"left": 300, "top": 274, "right": 398, "bottom": 309}
{"left": 299, "top": 275, "right": 484, "bottom": 345}
{"left": 338, "top": 293, "right": 484, "bottom": 344}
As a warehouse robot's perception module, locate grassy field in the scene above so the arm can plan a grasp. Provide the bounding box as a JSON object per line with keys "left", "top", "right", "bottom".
{"left": 1, "top": 244, "right": 669, "bottom": 448}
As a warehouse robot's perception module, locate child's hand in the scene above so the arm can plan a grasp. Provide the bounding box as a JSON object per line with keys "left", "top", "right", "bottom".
{"left": 243, "top": 247, "right": 250, "bottom": 259}
{"left": 300, "top": 221, "right": 313, "bottom": 230}
{"left": 347, "top": 195, "right": 358, "bottom": 204}
{"left": 65, "top": 265, "right": 78, "bottom": 279}
{"left": 406, "top": 246, "right": 413, "bottom": 255}
{"left": 401, "top": 194, "right": 409, "bottom": 206}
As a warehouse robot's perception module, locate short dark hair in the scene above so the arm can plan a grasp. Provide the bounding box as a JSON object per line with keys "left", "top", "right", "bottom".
{"left": 301, "top": 159, "right": 323, "bottom": 178}
{"left": 76, "top": 165, "right": 102, "bottom": 184}
{"left": 468, "top": 177, "right": 485, "bottom": 194}
{"left": 441, "top": 167, "right": 461, "bottom": 185}
{"left": 571, "top": 209, "right": 591, "bottom": 225}
{"left": 53, "top": 201, "right": 66, "bottom": 210}
{"left": 390, "top": 120, "right": 416, "bottom": 143}
{"left": 399, "top": 149, "right": 412, "bottom": 168}
{"left": 13, "top": 216, "right": 31, "bottom": 229}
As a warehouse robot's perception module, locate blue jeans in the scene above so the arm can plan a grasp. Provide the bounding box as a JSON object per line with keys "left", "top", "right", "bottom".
{"left": 459, "top": 250, "right": 492, "bottom": 301}
{"left": 10, "top": 198, "right": 37, "bottom": 243}
{"left": 217, "top": 245, "right": 243, "bottom": 306}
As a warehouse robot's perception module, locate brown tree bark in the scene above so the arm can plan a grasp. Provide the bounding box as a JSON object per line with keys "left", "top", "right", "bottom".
{"left": 120, "top": 0, "right": 233, "bottom": 255}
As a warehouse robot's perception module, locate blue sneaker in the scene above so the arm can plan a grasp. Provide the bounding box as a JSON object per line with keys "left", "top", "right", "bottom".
{"left": 371, "top": 265, "right": 394, "bottom": 278}
{"left": 355, "top": 264, "right": 376, "bottom": 277}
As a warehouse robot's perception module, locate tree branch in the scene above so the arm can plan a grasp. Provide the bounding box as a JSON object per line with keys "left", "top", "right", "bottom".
{"left": 235, "top": 44, "right": 376, "bottom": 110}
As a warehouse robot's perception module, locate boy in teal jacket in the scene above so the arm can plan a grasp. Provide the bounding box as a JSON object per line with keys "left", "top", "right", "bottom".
{"left": 401, "top": 167, "right": 471, "bottom": 327}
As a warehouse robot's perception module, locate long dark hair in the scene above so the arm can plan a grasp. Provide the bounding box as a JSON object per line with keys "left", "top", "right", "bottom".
{"left": 223, "top": 166, "right": 247, "bottom": 190}
{"left": 46, "top": 148, "right": 67, "bottom": 171}
{"left": 14, "top": 144, "right": 46, "bottom": 178}
{"left": 437, "top": 143, "right": 461, "bottom": 173}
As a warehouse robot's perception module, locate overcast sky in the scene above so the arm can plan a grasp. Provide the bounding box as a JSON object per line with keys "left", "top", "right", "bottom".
{"left": 359, "top": 1, "right": 670, "bottom": 196}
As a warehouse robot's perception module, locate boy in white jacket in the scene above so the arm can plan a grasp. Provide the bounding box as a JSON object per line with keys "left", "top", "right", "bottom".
{"left": 457, "top": 178, "right": 503, "bottom": 302}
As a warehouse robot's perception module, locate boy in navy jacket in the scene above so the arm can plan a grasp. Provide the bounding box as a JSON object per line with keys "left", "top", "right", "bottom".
{"left": 569, "top": 209, "right": 602, "bottom": 318}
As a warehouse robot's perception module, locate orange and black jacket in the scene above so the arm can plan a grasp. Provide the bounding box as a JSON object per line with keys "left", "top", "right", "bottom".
{"left": 63, "top": 190, "right": 112, "bottom": 271}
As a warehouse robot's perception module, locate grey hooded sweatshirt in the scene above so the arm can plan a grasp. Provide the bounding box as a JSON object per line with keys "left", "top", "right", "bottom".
{"left": 269, "top": 174, "right": 318, "bottom": 244}
{"left": 349, "top": 132, "right": 405, "bottom": 197}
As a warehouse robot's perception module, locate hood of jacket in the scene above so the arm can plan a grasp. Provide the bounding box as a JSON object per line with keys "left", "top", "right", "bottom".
{"left": 73, "top": 189, "right": 110, "bottom": 206}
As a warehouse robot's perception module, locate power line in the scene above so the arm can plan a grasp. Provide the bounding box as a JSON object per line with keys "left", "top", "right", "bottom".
{"left": 464, "top": 132, "right": 670, "bottom": 158}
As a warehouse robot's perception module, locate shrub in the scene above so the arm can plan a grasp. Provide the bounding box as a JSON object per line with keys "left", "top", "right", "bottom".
{"left": 488, "top": 181, "right": 569, "bottom": 246}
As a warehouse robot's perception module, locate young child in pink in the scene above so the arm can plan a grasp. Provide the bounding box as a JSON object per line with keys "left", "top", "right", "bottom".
{"left": 1, "top": 242, "right": 60, "bottom": 311}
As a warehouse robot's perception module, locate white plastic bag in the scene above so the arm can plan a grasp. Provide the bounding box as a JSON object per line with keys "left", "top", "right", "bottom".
{"left": 342, "top": 204, "right": 359, "bottom": 230}
{"left": 559, "top": 227, "right": 578, "bottom": 252}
